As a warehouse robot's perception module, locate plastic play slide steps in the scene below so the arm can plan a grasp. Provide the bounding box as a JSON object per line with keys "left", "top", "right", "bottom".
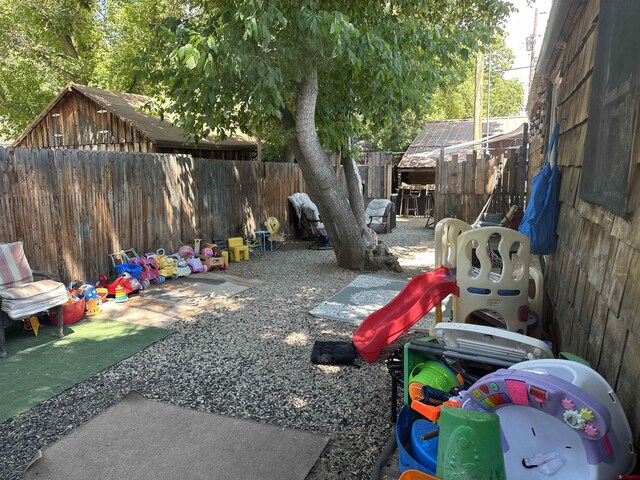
{"left": 353, "top": 267, "right": 458, "bottom": 362}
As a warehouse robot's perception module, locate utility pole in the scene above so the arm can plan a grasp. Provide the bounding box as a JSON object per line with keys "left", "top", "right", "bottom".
{"left": 486, "top": 48, "right": 492, "bottom": 155}
{"left": 473, "top": 52, "right": 484, "bottom": 155}
{"left": 527, "top": 8, "right": 539, "bottom": 90}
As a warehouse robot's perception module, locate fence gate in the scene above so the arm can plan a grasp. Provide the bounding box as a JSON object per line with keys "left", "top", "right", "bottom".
{"left": 434, "top": 149, "right": 527, "bottom": 225}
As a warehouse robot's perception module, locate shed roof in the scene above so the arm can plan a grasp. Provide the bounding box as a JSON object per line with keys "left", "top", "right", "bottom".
{"left": 399, "top": 116, "right": 527, "bottom": 169}
{"left": 12, "top": 83, "right": 256, "bottom": 150}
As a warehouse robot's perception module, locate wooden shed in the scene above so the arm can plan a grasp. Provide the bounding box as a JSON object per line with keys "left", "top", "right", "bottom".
{"left": 398, "top": 116, "right": 526, "bottom": 185}
{"left": 528, "top": 0, "right": 640, "bottom": 450}
{"left": 11, "top": 83, "right": 257, "bottom": 159}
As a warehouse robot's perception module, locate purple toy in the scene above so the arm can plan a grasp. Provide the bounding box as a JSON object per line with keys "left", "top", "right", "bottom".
{"left": 461, "top": 360, "right": 636, "bottom": 479}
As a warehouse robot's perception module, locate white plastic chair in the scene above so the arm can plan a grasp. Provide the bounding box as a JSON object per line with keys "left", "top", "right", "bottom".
{"left": 432, "top": 218, "right": 471, "bottom": 330}
{"left": 434, "top": 218, "right": 472, "bottom": 268}
{"left": 528, "top": 265, "right": 544, "bottom": 319}
{"left": 455, "top": 227, "right": 531, "bottom": 334}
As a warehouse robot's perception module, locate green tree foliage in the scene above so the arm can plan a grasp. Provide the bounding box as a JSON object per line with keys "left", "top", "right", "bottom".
{"left": 427, "top": 36, "right": 524, "bottom": 120}
{"left": 153, "top": 1, "right": 512, "bottom": 149}
{"left": 154, "top": 0, "right": 512, "bottom": 268}
{"left": 0, "top": 0, "right": 99, "bottom": 135}
{"left": 0, "top": 0, "right": 181, "bottom": 137}
{"left": 94, "top": 0, "right": 186, "bottom": 94}
{"left": 365, "top": 37, "right": 524, "bottom": 152}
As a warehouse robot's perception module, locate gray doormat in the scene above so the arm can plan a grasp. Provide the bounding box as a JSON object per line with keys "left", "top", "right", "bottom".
{"left": 309, "top": 274, "right": 452, "bottom": 326}
{"left": 24, "top": 392, "right": 329, "bottom": 480}
{"left": 309, "top": 274, "right": 408, "bottom": 324}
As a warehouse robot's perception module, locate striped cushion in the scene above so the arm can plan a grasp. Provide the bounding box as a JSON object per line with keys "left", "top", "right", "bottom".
{"left": 0, "top": 279, "right": 63, "bottom": 300}
{"left": 0, "top": 280, "right": 68, "bottom": 320}
{"left": 0, "top": 242, "right": 33, "bottom": 289}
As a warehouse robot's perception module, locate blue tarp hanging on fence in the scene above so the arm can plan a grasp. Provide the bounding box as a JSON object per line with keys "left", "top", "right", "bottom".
{"left": 518, "top": 123, "right": 562, "bottom": 255}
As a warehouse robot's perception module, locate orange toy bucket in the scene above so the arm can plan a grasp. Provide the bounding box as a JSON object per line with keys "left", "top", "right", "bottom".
{"left": 399, "top": 470, "right": 440, "bottom": 480}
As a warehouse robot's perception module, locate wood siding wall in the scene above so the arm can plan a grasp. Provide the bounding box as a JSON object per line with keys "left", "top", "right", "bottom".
{"left": 533, "top": 0, "right": 640, "bottom": 449}
{"left": 14, "top": 91, "right": 253, "bottom": 160}
{"left": 16, "top": 92, "right": 155, "bottom": 152}
{"left": 434, "top": 151, "right": 526, "bottom": 225}
{"left": 0, "top": 148, "right": 307, "bottom": 283}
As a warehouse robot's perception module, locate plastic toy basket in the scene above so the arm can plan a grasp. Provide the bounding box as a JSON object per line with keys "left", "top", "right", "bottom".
{"left": 49, "top": 297, "right": 85, "bottom": 326}
{"left": 114, "top": 263, "right": 142, "bottom": 278}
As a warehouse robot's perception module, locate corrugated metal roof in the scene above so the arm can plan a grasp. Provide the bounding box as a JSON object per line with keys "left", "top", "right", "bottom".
{"left": 13, "top": 83, "right": 257, "bottom": 150}
{"left": 399, "top": 116, "right": 527, "bottom": 169}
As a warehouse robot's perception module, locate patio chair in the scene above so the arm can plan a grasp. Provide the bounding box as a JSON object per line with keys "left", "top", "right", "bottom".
{"left": 264, "top": 217, "right": 287, "bottom": 250}
{"left": 365, "top": 199, "right": 396, "bottom": 234}
{"left": 287, "top": 193, "right": 332, "bottom": 250}
{"left": 398, "top": 186, "right": 419, "bottom": 216}
{"left": 433, "top": 218, "right": 472, "bottom": 330}
{"left": 228, "top": 236, "right": 250, "bottom": 262}
{"left": 0, "top": 242, "right": 68, "bottom": 357}
{"left": 434, "top": 219, "right": 542, "bottom": 334}
{"left": 241, "top": 224, "right": 263, "bottom": 257}
{"left": 473, "top": 205, "right": 519, "bottom": 228}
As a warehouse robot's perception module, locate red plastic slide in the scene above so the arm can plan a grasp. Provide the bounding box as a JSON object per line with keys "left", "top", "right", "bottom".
{"left": 353, "top": 267, "right": 458, "bottom": 362}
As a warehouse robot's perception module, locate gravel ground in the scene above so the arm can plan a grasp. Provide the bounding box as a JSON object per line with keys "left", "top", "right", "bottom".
{"left": 0, "top": 217, "right": 434, "bottom": 480}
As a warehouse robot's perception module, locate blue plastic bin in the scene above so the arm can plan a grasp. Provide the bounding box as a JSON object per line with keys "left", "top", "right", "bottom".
{"left": 396, "top": 405, "right": 438, "bottom": 476}
{"left": 410, "top": 419, "right": 439, "bottom": 473}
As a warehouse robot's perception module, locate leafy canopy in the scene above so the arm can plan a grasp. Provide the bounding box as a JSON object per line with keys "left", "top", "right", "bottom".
{"left": 0, "top": 0, "right": 183, "bottom": 136}
{"left": 154, "top": 0, "right": 513, "bottom": 152}
{"left": 364, "top": 35, "right": 524, "bottom": 152}
{"left": 0, "top": 0, "right": 98, "bottom": 135}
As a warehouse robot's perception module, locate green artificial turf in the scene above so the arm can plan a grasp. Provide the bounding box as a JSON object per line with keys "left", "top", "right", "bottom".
{"left": 0, "top": 319, "right": 170, "bottom": 424}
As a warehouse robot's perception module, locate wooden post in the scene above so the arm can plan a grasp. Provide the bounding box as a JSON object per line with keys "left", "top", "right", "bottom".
{"left": 473, "top": 52, "right": 484, "bottom": 154}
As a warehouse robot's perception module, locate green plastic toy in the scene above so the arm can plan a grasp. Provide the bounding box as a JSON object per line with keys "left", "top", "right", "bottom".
{"left": 409, "top": 361, "right": 460, "bottom": 392}
{"left": 436, "top": 406, "right": 506, "bottom": 480}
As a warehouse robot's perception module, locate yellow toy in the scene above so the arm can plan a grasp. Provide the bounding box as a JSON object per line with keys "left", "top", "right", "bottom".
{"left": 86, "top": 298, "right": 102, "bottom": 316}
{"left": 227, "top": 237, "right": 249, "bottom": 262}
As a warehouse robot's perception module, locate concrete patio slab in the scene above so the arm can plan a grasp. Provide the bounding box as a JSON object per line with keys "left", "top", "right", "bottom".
{"left": 92, "top": 273, "right": 258, "bottom": 328}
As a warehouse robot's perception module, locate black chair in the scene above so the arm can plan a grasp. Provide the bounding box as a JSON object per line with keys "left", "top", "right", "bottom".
{"left": 424, "top": 192, "right": 435, "bottom": 228}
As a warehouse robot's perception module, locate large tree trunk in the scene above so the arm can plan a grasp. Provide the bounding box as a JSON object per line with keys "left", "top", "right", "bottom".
{"left": 342, "top": 155, "right": 366, "bottom": 232}
{"left": 294, "top": 68, "right": 365, "bottom": 269}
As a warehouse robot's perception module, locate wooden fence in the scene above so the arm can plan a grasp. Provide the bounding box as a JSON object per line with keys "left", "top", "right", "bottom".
{"left": 330, "top": 151, "right": 394, "bottom": 201}
{"left": 0, "top": 147, "right": 307, "bottom": 283}
{"left": 434, "top": 150, "right": 526, "bottom": 224}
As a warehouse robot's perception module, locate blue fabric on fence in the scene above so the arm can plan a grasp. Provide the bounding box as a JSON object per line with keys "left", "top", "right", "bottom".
{"left": 518, "top": 123, "right": 562, "bottom": 255}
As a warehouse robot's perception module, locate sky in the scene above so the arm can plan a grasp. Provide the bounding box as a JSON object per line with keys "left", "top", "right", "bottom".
{"left": 502, "top": 0, "right": 553, "bottom": 110}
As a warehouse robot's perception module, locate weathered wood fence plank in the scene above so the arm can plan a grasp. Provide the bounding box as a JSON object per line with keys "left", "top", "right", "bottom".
{"left": 0, "top": 147, "right": 309, "bottom": 282}
{"left": 435, "top": 149, "right": 526, "bottom": 224}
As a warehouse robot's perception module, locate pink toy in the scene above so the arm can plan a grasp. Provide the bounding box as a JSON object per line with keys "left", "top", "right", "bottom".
{"left": 186, "top": 257, "right": 207, "bottom": 273}
{"left": 142, "top": 253, "right": 165, "bottom": 283}
{"left": 179, "top": 245, "right": 195, "bottom": 259}
{"left": 201, "top": 247, "right": 214, "bottom": 257}
{"left": 129, "top": 257, "right": 152, "bottom": 289}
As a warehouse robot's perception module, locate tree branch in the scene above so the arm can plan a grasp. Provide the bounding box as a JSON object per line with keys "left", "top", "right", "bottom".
{"left": 343, "top": 154, "right": 366, "bottom": 231}
{"left": 279, "top": 106, "right": 295, "bottom": 130}
{"left": 59, "top": 34, "right": 79, "bottom": 59}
